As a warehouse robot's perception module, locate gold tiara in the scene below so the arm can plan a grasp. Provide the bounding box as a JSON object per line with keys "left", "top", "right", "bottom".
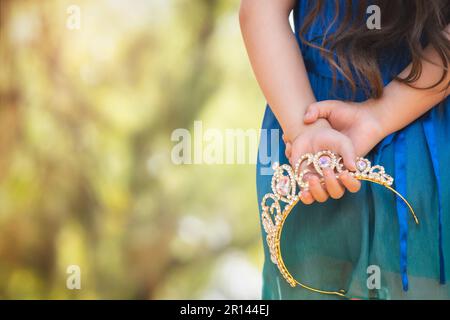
{"left": 260, "top": 150, "right": 419, "bottom": 298}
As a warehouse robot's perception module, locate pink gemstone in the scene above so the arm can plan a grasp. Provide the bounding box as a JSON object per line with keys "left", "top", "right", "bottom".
{"left": 356, "top": 160, "right": 367, "bottom": 171}
{"left": 318, "top": 155, "right": 332, "bottom": 168}
{"left": 276, "top": 176, "right": 291, "bottom": 196}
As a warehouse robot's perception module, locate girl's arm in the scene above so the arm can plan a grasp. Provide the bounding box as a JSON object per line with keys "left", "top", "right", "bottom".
{"left": 303, "top": 25, "right": 450, "bottom": 156}
{"left": 239, "top": 0, "right": 322, "bottom": 142}
{"left": 240, "top": 0, "right": 361, "bottom": 204}
{"left": 371, "top": 25, "right": 450, "bottom": 137}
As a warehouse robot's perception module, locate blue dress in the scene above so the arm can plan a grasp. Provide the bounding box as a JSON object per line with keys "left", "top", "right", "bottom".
{"left": 256, "top": 0, "right": 450, "bottom": 299}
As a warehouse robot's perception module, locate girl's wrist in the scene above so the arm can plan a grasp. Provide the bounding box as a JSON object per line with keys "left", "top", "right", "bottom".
{"left": 359, "top": 99, "right": 390, "bottom": 146}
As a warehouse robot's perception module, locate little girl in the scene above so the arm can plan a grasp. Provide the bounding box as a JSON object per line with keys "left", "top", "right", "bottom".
{"left": 240, "top": 0, "right": 450, "bottom": 299}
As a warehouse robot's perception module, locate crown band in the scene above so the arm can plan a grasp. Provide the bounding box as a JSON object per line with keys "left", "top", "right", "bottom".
{"left": 260, "top": 150, "right": 419, "bottom": 298}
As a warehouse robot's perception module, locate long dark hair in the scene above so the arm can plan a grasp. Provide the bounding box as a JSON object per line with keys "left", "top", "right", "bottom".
{"left": 299, "top": 0, "right": 450, "bottom": 98}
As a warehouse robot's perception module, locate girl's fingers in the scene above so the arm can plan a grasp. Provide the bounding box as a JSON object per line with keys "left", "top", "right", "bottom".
{"left": 323, "top": 168, "right": 345, "bottom": 199}
{"left": 300, "top": 171, "right": 360, "bottom": 206}
{"left": 303, "top": 100, "right": 345, "bottom": 124}
{"left": 308, "top": 175, "right": 329, "bottom": 203}
{"left": 298, "top": 171, "right": 361, "bottom": 205}
{"left": 303, "top": 100, "right": 339, "bottom": 124}
{"left": 339, "top": 171, "right": 361, "bottom": 193}
{"left": 335, "top": 137, "right": 356, "bottom": 171}
{"left": 299, "top": 190, "right": 314, "bottom": 205}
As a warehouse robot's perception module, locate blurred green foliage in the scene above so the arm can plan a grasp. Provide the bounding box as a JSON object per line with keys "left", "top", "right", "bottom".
{"left": 0, "top": 0, "right": 264, "bottom": 299}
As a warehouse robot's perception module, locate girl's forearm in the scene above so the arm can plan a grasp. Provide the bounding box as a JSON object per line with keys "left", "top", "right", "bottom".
{"left": 239, "top": 0, "right": 320, "bottom": 142}
{"left": 371, "top": 26, "right": 450, "bottom": 137}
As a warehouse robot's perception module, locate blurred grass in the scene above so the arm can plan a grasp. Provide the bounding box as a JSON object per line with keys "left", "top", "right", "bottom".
{"left": 0, "top": 0, "right": 265, "bottom": 299}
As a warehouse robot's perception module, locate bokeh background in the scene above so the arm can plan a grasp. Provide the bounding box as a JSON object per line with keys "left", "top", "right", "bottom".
{"left": 0, "top": 0, "right": 266, "bottom": 299}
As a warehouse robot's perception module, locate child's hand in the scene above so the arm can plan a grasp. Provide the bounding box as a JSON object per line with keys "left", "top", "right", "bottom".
{"left": 284, "top": 121, "right": 361, "bottom": 205}
{"left": 303, "top": 100, "right": 385, "bottom": 157}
